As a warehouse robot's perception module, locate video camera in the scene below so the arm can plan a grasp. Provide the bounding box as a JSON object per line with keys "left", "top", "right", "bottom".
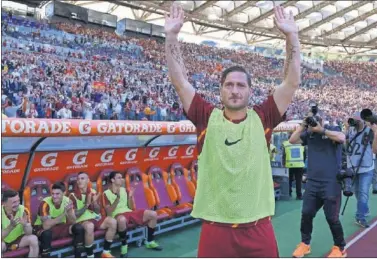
{"left": 304, "top": 104, "right": 319, "bottom": 127}
{"left": 361, "top": 109, "right": 377, "bottom": 124}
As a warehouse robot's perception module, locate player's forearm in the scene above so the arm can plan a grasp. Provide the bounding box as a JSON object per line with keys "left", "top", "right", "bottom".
{"left": 324, "top": 130, "right": 345, "bottom": 144}
{"left": 165, "top": 34, "right": 189, "bottom": 89}
{"left": 75, "top": 206, "right": 88, "bottom": 219}
{"left": 66, "top": 210, "right": 76, "bottom": 224}
{"left": 289, "top": 126, "right": 305, "bottom": 144}
{"left": 372, "top": 132, "right": 377, "bottom": 154}
{"left": 282, "top": 33, "right": 301, "bottom": 88}
{"left": 22, "top": 223, "right": 33, "bottom": 235}
{"left": 105, "top": 198, "right": 120, "bottom": 216}
{"left": 42, "top": 214, "right": 64, "bottom": 230}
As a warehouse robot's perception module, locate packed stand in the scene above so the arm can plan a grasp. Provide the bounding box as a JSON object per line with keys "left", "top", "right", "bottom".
{"left": 1, "top": 11, "right": 376, "bottom": 124}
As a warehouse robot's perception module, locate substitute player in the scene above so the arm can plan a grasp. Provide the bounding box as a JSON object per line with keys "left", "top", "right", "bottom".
{"left": 165, "top": 3, "right": 301, "bottom": 257}
{"left": 1, "top": 190, "right": 39, "bottom": 257}
{"left": 69, "top": 172, "right": 117, "bottom": 258}
{"left": 34, "top": 181, "right": 86, "bottom": 257}
{"left": 103, "top": 171, "right": 162, "bottom": 257}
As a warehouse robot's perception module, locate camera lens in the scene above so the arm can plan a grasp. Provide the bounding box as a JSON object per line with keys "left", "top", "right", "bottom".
{"left": 348, "top": 118, "right": 356, "bottom": 127}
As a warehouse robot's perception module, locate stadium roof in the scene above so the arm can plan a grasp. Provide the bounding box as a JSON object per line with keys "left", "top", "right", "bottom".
{"left": 70, "top": 1, "right": 377, "bottom": 54}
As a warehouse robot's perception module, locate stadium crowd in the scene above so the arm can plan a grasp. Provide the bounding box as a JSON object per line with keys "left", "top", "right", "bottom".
{"left": 1, "top": 12, "right": 377, "bottom": 125}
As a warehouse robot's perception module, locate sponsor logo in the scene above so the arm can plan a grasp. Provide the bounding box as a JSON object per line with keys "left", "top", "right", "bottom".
{"left": 73, "top": 151, "right": 88, "bottom": 165}
{"left": 181, "top": 145, "right": 196, "bottom": 158}
{"left": 164, "top": 146, "right": 179, "bottom": 160}
{"left": 2, "top": 120, "right": 71, "bottom": 135}
{"left": 121, "top": 149, "right": 138, "bottom": 165}
{"left": 2, "top": 155, "right": 21, "bottom": 174}
{"left": 41, "top": 153, "right": 58, "bottom": 167}
{"left": 186, "top": 145, "right": 195, "bottom": 156}
{"left": 144, "top": 147, "right": 160, "bottom": 161}
{"left": 149, "top": 147, "right": 160, "bottom": 158}
{"left": 96, "top": 150, "right": 115, "bottom": 167}
{"left": 67, "top": 151, "right": 89, "bottom": 170}
{"left": 101, "top": 150, "right": 114, "bottom": 163}
{"left": 2, "top": 155, "right": 18, "bottom": 170}
{"left": 34, "top": 153, "right": 59, "bottom": 172}
{"left": 168, "top": 146, "right": 179, "bottom": 157}
{"left": 125, "top": 149, "right": 138, "bottom": 161}
{"left": 78, "top": 121, "right": 91, "bottom": 135}
{"left": 33, "top": 181, "right": 47, "bottom": 185}
{"left": 225, "top": 138, "right": 242, "bottom": 146}
{"left": 2, "top": 119, "right": 196, "bottom": 137}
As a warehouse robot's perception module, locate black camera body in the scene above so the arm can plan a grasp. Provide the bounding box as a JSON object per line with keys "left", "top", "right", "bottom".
{"left": 304, "top": 105, "right": 319, "bottom": 127}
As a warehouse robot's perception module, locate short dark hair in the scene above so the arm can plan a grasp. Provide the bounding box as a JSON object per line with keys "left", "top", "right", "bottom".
{"left": 2, "top": 189, "right": 18, "bottom": 202}
{"left": 108, "top": 171, "right": 121, "bottom": 183}
{"left": 52, "top": 181, "right": 66, "bottom": 193}
{"left": 78, "top": 172, "right": 88, "bottom": 177}
{"left": 220, "top": 66, "right": 252, "bottom": 88}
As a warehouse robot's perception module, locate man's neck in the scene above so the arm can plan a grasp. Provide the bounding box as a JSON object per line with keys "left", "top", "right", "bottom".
{"left": 53, "top": 200, "right": 62, "bottom": 208}
{"left": 80, "top": 187, "right": 87, "bottom": 194}
{"left": 111, "top": 185, "right": 120, "bottom": 193}
{"left": 4, "top": 206, "right": 14, "bottom": 216}
{"left": 224, "top": 108, "right": 247, "bottom": 122}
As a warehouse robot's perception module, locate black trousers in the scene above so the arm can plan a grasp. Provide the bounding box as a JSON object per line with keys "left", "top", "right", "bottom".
{"left": 300, "top": 180, "right": 346, "bottom": 249}
{"left": 289, "top": 168, "right": 303, "bottom": 198}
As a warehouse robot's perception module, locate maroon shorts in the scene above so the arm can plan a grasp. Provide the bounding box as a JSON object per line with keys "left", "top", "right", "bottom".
{"left": 197, "top": 217, "right": 279, "bottom": 258}
{"left": 86, "top": 217, "right": 106, "bottom": 231}
{"left": 116, "top": 210, "right": 145, "bottom": 226}
{"left": 5, "top": 236, "right": 23, "bottom": 251}
{"left": 35, "top": 223, "right": 72, "bottom": 240}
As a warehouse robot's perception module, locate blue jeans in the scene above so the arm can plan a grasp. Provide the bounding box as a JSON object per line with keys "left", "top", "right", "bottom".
{"left": 354, "top": 170, "right": 374, "bottom": 221}
{"left": 373, "top": 162, "right": 377, "bottom": 191}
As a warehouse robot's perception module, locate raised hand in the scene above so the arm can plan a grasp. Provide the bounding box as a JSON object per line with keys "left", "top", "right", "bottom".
{"left": 165, "top": 3, "right": 184, "bottom": 36}
{"left": 64, "top": 201, "right": 74, "bottom": 214}
{"left": 86, "top": 192, "right": 92, "bottom": 207}
{"left": 274, "top": 5, "right": 298, "bottom": 36}
{"left": 92, "top": 192, "right": 101, "bottom": 203}
{"left": 10, "top": 215, "right": 20, "bottom": 229}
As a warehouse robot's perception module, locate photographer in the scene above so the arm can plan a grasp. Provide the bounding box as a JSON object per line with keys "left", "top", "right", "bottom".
{"left": 345, "top": 113, "right": 376, "bottom": 228}
{"left": 289, "top": 114, "right": 347, "bottom": 258}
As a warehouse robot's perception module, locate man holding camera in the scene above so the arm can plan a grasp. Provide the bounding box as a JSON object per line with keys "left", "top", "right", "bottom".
{"left": 345, "top": 113, "right": 377, "bottom": 228}
{"left": 289, "top": 114, "right": 347, "bottom": 258}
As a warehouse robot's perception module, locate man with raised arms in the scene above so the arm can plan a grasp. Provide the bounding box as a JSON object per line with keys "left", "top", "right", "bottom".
{"left": 103, "top": 171, "right": 162, "bottom": 258}
{"left": 34, "top": 181, "right": 86, "bottom": 258}
{"left": 165, "top": 3, "right": 301, "bottom": 257}
{"left": 69, "top": 172, "right": 117, "bottom": 258}
{"left": 1, "top": 190, "right": 39, "bottom": 257}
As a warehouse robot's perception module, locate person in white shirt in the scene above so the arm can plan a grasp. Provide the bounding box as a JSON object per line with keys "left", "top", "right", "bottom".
{"left": 57, "top": 104, "right": 72, "bottom": 119}
{"left": 25, "top": 103, "right": 38, "bottom": 118}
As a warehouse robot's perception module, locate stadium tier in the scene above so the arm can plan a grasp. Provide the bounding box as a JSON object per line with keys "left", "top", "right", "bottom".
{"left": 1, "top": 11, "right": 376, "bottom": 125}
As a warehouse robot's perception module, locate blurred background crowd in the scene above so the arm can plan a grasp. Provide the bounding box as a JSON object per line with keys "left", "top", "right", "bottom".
{"left": 2, "top": 11, "right": 376, "bottom": 125}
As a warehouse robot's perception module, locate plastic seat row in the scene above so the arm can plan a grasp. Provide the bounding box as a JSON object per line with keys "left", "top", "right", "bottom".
{"left": 3, "top": 162, "right": 198, "bottom": 258}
